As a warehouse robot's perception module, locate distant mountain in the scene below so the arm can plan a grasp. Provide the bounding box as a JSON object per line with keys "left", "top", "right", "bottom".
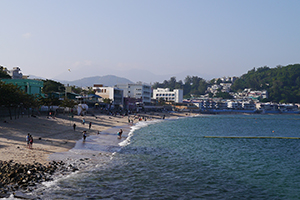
{"left": 52, "top": 65, "right": 213, "bottom": 84}
{"left": 28, "top": 75, "right": 46, "bottom": 80}
{"left": 60, "top": 75, "right": 134, "bottom": 87}
{"left": 115, "top": 69, "right": 212, "bottom": 84}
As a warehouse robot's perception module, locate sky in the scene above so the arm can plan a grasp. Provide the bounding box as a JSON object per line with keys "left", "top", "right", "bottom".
{"left": 1, "top": 0, "right": 300, "bottom": 83}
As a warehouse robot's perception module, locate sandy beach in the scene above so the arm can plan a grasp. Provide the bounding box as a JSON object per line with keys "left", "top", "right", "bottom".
{"left": 0, "top": 112, "right": 190, "bottom": 165}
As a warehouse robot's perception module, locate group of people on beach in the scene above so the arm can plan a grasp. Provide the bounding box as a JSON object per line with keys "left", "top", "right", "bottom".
{"left": 77, "top": 116, "right": 124, "bottom": 142}
{"left": 26, "top": 133, "right": 33, "bottom": 149}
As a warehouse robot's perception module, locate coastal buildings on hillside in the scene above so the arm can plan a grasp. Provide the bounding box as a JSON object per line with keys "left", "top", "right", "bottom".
{"left": 184, "top": 98, "right": 299, "bottom": 114}
{"left": 1, "top": 67, "right": 299, "bottom": 114}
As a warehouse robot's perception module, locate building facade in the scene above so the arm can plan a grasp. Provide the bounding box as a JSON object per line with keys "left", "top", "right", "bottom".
{"left": 1, "top": 79, "right": 43, "bottom": 95}
{"left": 152, "top": 88, "right": 183, "bottom": 103}
{"left": 93, "top": 85, "right": 123, "bottom": 106}
{"left": 115, "top": 83, "right": 151, "bottom": 103}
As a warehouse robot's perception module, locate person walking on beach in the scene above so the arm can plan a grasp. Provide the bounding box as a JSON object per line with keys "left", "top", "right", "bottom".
{"left": 26, "top": 133, "right": 30, "bottom": 148}
{"left": 89, "top": 122, "right": 92, "bottom": 130}
{"left": 73, "top": 123, "right": 76, "bottom": 131}
{"left": 83, "top": 131, "right": 87, "bottom": 141}
{"left": 29, "top": 135, "right": 33, "bottom": 149}
{"left": 82, "top": 118, "right": 85, "bottom": 125}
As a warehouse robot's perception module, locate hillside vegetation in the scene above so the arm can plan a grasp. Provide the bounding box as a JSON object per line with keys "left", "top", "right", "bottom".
{"left": 153, "top": 64, "right": 300, "bottom": 103}
{"left": 231, "top": 64, "right": 300, "bottom": 103}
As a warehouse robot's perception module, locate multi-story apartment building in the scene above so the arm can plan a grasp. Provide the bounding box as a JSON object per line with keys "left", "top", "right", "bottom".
{"left": 152, "top": 88, "right": 183, "bottom": 103}
{"left": 93, "top": 84, "right": 123, "bottom": 107}
{"left": 115, "top": 83, "right": 151, "bottom": 103}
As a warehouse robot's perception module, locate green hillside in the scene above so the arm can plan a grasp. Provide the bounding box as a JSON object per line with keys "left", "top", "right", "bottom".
{"left": 231, "top": 64, "right": 300, "bottom": 103}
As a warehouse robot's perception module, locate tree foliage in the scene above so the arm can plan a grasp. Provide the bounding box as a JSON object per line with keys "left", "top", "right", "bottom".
{"left": 103, "top": 98, "right": 112, "bottom": 104}
{"left": 152, "top": 76, "right": 208, "bottom": 98}
{"left": 42, "top": 79, "right": 65, "bottom": 94}
{"left": 60, "top": 98, "right": 77, "bottom": 109}
{"left": 215, "top": 92, "right": 234, "bottom": 99}
{"left": 0, "top": 82, "right": 38, "bottom": 119}
{"left": 0, "top": 66, "right": 11, "bottom": 79}
{"left": 231, "top": 64, "right": 300, "bottom": 103}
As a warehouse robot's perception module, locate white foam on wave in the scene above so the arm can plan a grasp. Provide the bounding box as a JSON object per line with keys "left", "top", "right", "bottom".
{"left": 118, "top": 119, "right": 162, "bottom": 147}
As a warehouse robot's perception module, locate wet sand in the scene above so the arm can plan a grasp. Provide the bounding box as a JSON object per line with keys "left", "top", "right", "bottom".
{"left": 0, "top": 112, "right": 192, "bottom": 164}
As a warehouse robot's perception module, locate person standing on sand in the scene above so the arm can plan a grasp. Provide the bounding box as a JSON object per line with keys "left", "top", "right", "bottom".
{"left": 26, "top": 133, "right": 30, "bottom": 148}
{"left": 117, "top": 129, "right": 123, "bottom": 139}
{"left": 89, "top": 122, "right": 92, "bottom": 130}
{"left": 29, "top": 135, "right": 33, "bottom": 149}
{"left": 73, "top": 123, "right": 76, "bottom": 131}
{"left": 82, "top": 118, "right": 85, "bottom": 125}
{"left": 83, "top": 131, "right": 87, "bottom": 141}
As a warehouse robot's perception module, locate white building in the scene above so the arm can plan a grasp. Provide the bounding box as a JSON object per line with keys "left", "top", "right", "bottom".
{"left": 248, "top": 90, "right": 268, "bottom": 100}
{"left": 227, "top": 101, "right": 243, "bottom": 109}
{"left": 242, "top": 101, "right": 256, "bottom": 110}
{"left": 220, "top": 83, "right": 232, "bottom": 93}
{"left": 207, "top": 84, "right": 221, "bottom": 94}
{"left": 7, "top": 67, "right": 23, "bottom": 79}
{"left": 93, "top": 85, "right": 123, "bottom": 106}
{"left": 115, "top": 83, "right": 151, "bottom": 103}
{"left": 152, "top": 88, "right": 183, "bottom": 103}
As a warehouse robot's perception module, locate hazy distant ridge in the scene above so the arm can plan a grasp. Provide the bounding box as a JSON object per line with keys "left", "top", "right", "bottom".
{"left": 61, "top": 75, "right": 133, "bottom": 87}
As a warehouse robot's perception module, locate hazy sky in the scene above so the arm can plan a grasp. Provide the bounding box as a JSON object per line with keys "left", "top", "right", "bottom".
{"left": 1, "top": 0, "right": 300, "bottom": 82}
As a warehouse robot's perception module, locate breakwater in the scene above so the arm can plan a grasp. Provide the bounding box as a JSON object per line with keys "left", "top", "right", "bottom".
{"left": 0, "top": 160, "right": 78, "bottom": 198}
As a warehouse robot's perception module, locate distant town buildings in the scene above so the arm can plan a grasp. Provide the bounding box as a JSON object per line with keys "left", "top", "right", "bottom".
{"left": 1, "top": 66, "right": 298, "bottom": 114}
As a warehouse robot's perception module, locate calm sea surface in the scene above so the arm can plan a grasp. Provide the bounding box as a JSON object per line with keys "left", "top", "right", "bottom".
{"left": 31, "top": 114, "right": 300, "bottom": 199}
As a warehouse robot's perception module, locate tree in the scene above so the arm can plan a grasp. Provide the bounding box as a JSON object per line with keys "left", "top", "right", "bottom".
{"left": 215, "top": 92, "right": 234, "bottom": 99}
{"left": 40, "top": 94, "right": 61, "bottom": 112}
{"left": 0, "top": 66, "right": 11, "bottom": 79}
{"left": 60, "top": 98, "right": 77, "bottom": 114}
{"left": 0, "top": 82, "right": 38, "bottom": 119}
{"left": 71, "top": 86, "right": 82, "bottom": 94}
{"left": 231, "top": 64, "right": 300, "bottom": 103}
{"left": 158, "top": 97, "right": 166, "bottom": 105}
{"left": 103, "top": 98, "right": 112, "bottom": 104}
{"left": 42, "top": 79, "right": 65, "bottom": 94}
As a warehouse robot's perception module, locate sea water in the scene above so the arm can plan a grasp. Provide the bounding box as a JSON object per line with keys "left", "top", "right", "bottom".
{"left": 30, "top": 114, "right": 300, "bottom": 199}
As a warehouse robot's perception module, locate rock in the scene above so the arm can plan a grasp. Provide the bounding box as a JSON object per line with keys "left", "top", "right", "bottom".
{"left": 0, "top": 193, "right": 9, "bottom": 198}
{"left": 0, "top": 160, "right": 79, "bottom": 196}
{"left": 14, "top": 191, "right": 35, "bottom": 199}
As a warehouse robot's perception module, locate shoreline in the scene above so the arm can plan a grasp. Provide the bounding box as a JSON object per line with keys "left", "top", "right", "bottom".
{"left": 0, "top": 111, "right": 194, "bottom": 197}
{"left": 0, "top": 111, "right": 192, "bottom": 165}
